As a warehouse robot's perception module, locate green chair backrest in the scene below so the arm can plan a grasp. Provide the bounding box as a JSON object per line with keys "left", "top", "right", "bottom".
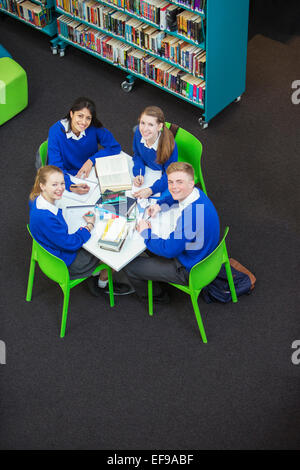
{"left": 165, "top": 122, "right": 203, "bottom": 188}
{"left": 27, "top": 225, "right": 69, "bottom": 287}
{"left": 39, "top": 140, "right": 48, "bottom": 167}
{"left": 189, "top": 227, "right": 229, "bottom": 292}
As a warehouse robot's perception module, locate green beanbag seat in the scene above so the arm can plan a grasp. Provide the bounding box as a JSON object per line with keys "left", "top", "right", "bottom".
{"left": 0, "top": 57, "right": 28, "bottom": 125}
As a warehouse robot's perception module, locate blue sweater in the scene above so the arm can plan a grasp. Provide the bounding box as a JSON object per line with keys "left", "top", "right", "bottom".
{"left": 132, "top": 127, "right": 178, "bottom": 195}
{"left": 29, "top": 198, "right": 91, "bottom": 266}
{"left": 48, "top": 121, "right": 121, "bottom": 190}
{"left": 141, "top": 189, "right": 220, "bottom": 271}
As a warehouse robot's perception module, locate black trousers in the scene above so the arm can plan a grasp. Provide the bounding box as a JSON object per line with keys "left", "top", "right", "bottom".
{"left": 123, "top": 251, "right": 189, "bottom": 298}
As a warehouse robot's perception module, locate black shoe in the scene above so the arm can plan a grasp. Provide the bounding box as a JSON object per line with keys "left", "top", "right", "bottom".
{"left": 153, "top": 291, "right": 170, "bottom": 304}
{"left": 105, "top": 282, "right": 135, "bottom": 296}
{"left": 86, "top": 277, "right": 103, "bottom": 297}
{"left": 138, "top": 290, "right": 170, "bottom": 304}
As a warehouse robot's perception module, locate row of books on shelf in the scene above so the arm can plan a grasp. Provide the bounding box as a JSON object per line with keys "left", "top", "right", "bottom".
{"left": 172, "top": 0, "right": 205, "bottom": 12}
{"left": 0, "top": 0, "right": 51, "bottom": 26}
{"left": 56, "top": 0, "right": 204, "bottom": 43}
{"left": 55, "top": 2, "right": 205, "bottom": 76}
{"left": 57, "top": 14, "right": 205, "bottom": 103}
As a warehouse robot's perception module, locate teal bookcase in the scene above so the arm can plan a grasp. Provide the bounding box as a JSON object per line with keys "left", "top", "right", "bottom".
{"left": 54, "top": 0, "right": 249, "bottom": 127}
{"left": 0, "top": 0, "right": 57, "bottom": 37}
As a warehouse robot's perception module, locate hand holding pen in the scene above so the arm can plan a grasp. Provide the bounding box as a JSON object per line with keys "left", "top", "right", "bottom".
{"left": 70, "top": 183, "right": 90, "bottom": 195}
{"left": 83, "top": 211, "right": 95, "bottom": 226}
{"left": 133, "top": 169, "right": 144, "bottom": 187}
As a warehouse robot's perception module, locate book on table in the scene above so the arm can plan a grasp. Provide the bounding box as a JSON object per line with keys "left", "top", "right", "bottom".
{"left": 98, "top": 216, "right": 128, "bottom": 252}
{"left": 96, "top": 190, "right": 137, "bottom": 219}
{"left": 95, "top": 153, "right": 132, "bottom": 193}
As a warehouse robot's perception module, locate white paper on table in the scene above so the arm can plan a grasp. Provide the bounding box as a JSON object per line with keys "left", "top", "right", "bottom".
{"left": 129, "top": 167, "right": 162, "bottom": 196}
{"left": 63, "top": 168, "right": 99, "bottom": 203}
{"left": 64, "top": 205, "right": 95, "bottom": 234}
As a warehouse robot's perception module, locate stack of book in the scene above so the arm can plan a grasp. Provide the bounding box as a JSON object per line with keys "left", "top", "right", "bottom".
{"left": 98, "top": 216, "right": 128, "bottom": 252}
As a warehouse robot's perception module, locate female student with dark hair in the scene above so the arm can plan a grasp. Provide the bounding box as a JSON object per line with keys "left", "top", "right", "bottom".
{"left": 48, "top": 97, "right": 121, "bottom": 195}
{"left": 29, "top": 165, "right": 132, "bottom": 295}
{"left": 132, "top": 106, "right": 178, "bottom": 199}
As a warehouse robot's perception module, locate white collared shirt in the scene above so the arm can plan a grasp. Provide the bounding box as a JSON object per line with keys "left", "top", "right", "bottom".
{"left": 36, "top": 195, "right": 58, "bottom": 215}
{"left": 60, "top": 118, "right": 86, "bottom": 141}
{"left": 163, "top": 188, "right": 200, "bottom": 235}
{"left": 140, "top": 134, "right": 160, "bottom": 150}
{"left": 178, "top": 187, "right": 200, "bottom": 212}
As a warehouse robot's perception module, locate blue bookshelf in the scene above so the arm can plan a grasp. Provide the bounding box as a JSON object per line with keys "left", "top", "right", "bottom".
{"left": 0, "top": 0, "right": 57, "bottom": 37}
{"left": 54, "top": 0, "right": 250, "bottom": 126}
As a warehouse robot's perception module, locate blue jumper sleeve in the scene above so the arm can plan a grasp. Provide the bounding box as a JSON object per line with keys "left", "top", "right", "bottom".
{"left": 48, "top": 124, "right": 72, "bottom": 191}
{"left": 132, "top": 128, "right": 146, "bottom": 177}
{"left": 141, "top": 204, "right": 202, "bottom": 259}
{"left": 149, "top": 143, "right": 178, "bottom": 195}
{"left": 89, "top": 128, "right": 121, "bottom": 164}
{"left": 41, "top": 213, "right": 91, "bottom": 252}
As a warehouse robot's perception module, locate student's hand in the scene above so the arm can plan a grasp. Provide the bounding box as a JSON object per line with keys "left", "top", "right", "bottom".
{"left": 133, "top": 187, "right": 153, "bottom": 199}
{"left": 147, "top": 204, "right": 161, "bottom": 218}
{"left": 136, "top": 219, "right": 151, "bottom": 233}
{"left": 76, "top": 159, "right": 93, "bottom": 178}
{"left": 83, "top": 211, "right": 95, "bottom": 226}
{"left": 70, "top": 183, "right": 90, "bottom": 194}
{"left": 133, "top": 175, "right": 144, "bottom": 187}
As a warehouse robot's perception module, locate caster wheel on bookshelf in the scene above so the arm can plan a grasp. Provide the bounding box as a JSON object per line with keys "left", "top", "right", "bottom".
{"left": 198, "top": 118, "right": 208, "bottom": 129}
{"left": 51, "top": 46, "right": 58, "bottom": 55}
{"left": 121, "top": 81, "right": 134, "bottom": 92}
{"left": 235, "top": 95, "right": 241, "bottom": 102}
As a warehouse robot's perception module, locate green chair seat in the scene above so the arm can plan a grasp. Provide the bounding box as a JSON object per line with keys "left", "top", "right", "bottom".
{"left": 165, "top": 122, "right": 207, "bottom": 195}
{"left": 0, "top": 57, "right": 28, "bottom": 125}
{"left": 148, "top": 227, "right": 237, "bottom": 343}
{"left": 26, "top": 225, "right": 114, "bottom": 337}
{"left": 39, "top": 140, "right": 48, "bottom": 167}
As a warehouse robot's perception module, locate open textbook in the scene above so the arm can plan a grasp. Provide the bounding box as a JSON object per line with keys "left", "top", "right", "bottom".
{"left": 95, "top": 152, "right": 132, "bottom": 192}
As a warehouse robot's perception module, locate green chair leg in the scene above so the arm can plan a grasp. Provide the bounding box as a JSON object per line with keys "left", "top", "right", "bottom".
{"left": 190, "top": 292, "right": 207, "bottom": 343}
{"left": 224, "top": 260, "right": 238, "bottom": 303}
{"left": 107, "top": 268, "right": 115, "bottom": 307}
{"left": 60, "top": 287, "right": 71, "bottom": 338}
{"left": 26, "top": 256, "right": 36, "bottom": 302}
{"left": 148, "top": 280, "right": 153, "bottom": 316}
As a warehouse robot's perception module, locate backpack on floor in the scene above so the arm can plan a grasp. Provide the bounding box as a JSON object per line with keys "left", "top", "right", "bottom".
{"left": 202, "top": 258, "right": 256, "bottom": 304}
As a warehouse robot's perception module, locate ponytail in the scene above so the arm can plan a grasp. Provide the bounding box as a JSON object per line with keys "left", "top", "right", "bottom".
{"left": 29, "top": 165, "right": 63, "bottom": 201}
{"left": 157, "top": 124, "right": 175, "bottom": 165}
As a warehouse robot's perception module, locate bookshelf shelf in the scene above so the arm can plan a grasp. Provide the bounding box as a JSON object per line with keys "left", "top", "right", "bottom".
{"left": 54, "top": 0, "right": 250, "bottom": 126}
{"left": 0, "top": 0, "right": 57, "bottom": 36}
{"left": 57, "top": 35, "right": 204, "bottom": 110}
{"left": 55, "top": 6, "right": 204, "bottom": 79}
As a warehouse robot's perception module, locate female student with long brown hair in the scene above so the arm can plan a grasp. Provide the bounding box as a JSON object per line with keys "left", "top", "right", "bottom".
{"left": 132, "top": 106, "right": 178, "bottom": 199}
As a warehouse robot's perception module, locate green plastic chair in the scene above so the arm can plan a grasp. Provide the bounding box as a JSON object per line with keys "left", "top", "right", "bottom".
{"left": 166, "top": 122, "right": 207, "bottom": 195}
{"left": 26, "top": 225, "right": 114, "bottom": 338}
{"left": 148, "top": 227, "right": 237, "bottom": 343}
{"left": 39, "top": 140, "right": 48, "bottom": 167}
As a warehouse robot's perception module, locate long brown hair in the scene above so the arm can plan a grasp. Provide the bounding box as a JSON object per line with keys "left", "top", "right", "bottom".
{"left": 139, "top": 106, "right": 175, "bottom": 165}
{"left": 29, "top": 165, "right": 64, "bottom": 201}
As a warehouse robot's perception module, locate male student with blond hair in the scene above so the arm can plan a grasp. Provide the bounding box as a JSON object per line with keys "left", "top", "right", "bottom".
{"left": 124, "top": 162, "right": 220, "bottom": 303}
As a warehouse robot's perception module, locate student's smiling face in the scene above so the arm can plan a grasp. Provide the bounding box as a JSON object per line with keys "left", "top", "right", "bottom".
{"left": 40, "top": 171, "right": 65, "bottom": 204}
{"left": 70, "top": 107, "right": 92, "bottom": 135}
{"left": 139, "top": 113, "right": 163, "bottom": 146}
{"left": 168, "top": 171, "right": 194, "bottom": 202}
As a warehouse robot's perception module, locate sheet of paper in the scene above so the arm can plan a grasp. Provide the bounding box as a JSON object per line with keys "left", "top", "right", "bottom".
{"left": 130, "top": 167, "right": 162, "bottom": 196}
{"left": 64, "top": 205, "right": 95, "bottom": 234}
{"left": 63, "top": 171, "right": 99, "bottom": 203}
